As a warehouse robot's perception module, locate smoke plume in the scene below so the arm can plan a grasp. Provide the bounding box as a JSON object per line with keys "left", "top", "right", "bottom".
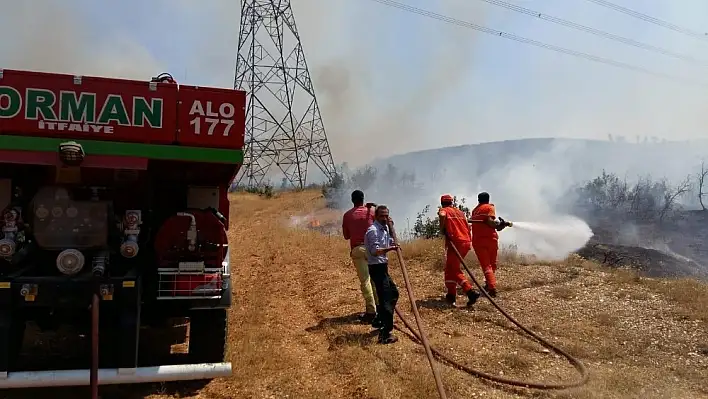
{"left": 311, "top": 1, "right": 708, "bottom": 263}
{"left": 0, "top": 0, "right": 164, "bottom": 79}
{"left": 3, "top": 0, "right": 708, "bottom": 264}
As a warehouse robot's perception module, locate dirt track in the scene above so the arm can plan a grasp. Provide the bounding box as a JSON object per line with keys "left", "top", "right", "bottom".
{"left": 3, "top": 191, "right": 708, "bottom": 398}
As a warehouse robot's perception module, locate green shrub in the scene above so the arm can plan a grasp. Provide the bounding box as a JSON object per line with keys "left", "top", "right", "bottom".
{"left": 412, "top": 196, "right": 470, "bottom": 239}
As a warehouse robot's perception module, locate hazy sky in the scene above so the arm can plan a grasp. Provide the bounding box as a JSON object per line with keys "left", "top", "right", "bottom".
{"left": 1, "top": 0, "right": 707, "bottom": 166}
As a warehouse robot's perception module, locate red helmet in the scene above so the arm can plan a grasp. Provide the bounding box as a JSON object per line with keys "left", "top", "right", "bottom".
{"left": 440, "top": 194, "right": 453, "bottom": 203}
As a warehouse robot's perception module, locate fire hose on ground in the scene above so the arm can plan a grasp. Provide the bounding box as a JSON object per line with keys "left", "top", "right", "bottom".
{"left": 386, "top": 221, "right": 589, "bottom": 399}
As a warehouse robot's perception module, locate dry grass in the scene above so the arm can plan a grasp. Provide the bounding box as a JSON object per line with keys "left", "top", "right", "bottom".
{"left": 6, "top": 189, "right": 708, "bottom": 398}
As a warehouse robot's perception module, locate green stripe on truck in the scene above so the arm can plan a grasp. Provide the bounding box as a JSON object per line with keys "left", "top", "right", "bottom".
{"left": 0, "top": 135, "right": 243, "bottom": 163}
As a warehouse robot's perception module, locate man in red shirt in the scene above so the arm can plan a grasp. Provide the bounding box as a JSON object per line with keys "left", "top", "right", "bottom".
{"left": 342, "top": 190, "right": 378, "bottom": 324}
{"left": 470, "top": 192, "right": 510, "bottom": 297}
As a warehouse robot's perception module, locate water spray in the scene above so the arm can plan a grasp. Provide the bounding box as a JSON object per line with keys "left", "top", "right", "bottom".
{"left": 502, "top": 216, "right": 594, "bottom": 261}
{"left": 469, "top": 213, "right": 594, "bottom": 261}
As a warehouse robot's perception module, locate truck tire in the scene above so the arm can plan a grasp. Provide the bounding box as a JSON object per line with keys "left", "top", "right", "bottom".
{"left": 188, "top": 309, "right": 227, "bottom": 363}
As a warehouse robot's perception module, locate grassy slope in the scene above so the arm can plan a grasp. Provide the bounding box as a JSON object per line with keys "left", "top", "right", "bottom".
{"left": 6, "top": 190, "right": 708, "bottom": 398}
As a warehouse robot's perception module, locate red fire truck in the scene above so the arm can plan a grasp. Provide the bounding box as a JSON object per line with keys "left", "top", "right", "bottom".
{"left": 0, "top": 68, "right": 244, "bottom": 390}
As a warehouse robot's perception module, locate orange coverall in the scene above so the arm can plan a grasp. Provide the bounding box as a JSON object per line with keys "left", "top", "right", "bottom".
{"left": 470, "top": 203, "right": 499, "bottom": 291}
{"left": 438, "top": 205, "right": 474, "bottom": 296}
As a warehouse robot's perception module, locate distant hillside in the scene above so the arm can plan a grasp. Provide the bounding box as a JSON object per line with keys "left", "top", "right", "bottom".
{"left": 370, "top": 138, "right": 708, "bottom": 185}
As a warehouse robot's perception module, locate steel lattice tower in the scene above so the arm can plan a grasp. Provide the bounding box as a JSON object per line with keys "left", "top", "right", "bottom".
{"left": 234, "top": 0, "right": 336, "bottom": 189}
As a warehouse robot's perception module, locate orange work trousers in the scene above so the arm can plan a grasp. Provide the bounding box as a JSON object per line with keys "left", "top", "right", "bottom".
{"left": 444, "top": 240, "right": 473, "bottom": 296}
{"left": 473, "top": 238, "right": 499, "bottom": 290}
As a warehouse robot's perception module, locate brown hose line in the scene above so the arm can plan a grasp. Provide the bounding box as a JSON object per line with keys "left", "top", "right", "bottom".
{"left": 387, "top": 222, "right": 448, "bottom": 399}
{"left": 388, "top": 225, "right": 589, "bottom": 390}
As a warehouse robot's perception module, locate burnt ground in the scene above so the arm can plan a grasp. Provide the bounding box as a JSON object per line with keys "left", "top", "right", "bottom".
{"left": 575, "top": 243, "right": 707, "bottom": 278}
{"left": 575, "top": 211, "right": 708, "bottom": 279}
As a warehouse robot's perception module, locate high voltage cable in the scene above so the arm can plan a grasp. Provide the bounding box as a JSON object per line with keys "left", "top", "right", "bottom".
{"left": 365, "top": 0, "right": 707, "bottom": 88}
{"left": 583, "top": 0, "right": 708, "bottom": 41}
{"left": 478, "top": 0, "right": 707, "bottom": 66}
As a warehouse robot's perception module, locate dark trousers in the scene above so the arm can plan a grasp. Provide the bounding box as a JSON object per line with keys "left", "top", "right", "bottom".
{"left": 368, "top": 263, "right": 399, "bottom": 336}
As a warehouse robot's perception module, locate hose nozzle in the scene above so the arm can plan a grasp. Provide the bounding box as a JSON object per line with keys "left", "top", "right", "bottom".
{"left": 496, "top": 217, "right": 513, "bottom": 231}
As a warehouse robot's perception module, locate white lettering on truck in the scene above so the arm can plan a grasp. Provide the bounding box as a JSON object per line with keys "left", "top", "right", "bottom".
{"left": 189, "top": 100, "right": 235, "bottom": 136}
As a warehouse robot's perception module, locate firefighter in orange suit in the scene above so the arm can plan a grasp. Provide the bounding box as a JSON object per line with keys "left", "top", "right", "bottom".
{"left": 469, "top": 191, "right": 509, "bottom": 297}
{"left": 438, "top": 194, "right": 481, "bottom": 307}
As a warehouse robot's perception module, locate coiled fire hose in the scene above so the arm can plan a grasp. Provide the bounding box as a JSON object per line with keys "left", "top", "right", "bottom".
{"left": 387, "top": 222, "right": 589, "bottom": 396}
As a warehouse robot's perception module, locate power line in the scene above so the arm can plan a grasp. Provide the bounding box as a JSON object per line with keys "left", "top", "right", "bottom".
{"left": 583, "top": 0, "right": 708, "bottom": 41}
{"left": 478, "top": 0, "right": 707, "bottom": 66}
{"left": 365, "top": 0, "right": 707, "bottom": 88}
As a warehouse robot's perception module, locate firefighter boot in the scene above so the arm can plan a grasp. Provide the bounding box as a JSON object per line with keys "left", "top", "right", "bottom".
{"left": 466, "top": 289, "right": 481, "bottom": 307}
{"left": 445, "top": 293, "right": 456, "bottom": 307}
{"left": 483, "top": 284, "right": 497, "bottom": 298}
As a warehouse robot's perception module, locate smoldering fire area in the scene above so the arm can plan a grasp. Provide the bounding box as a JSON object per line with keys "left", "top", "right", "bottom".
{"left": 316, "top": 138, "right": 708, "bottom": 280}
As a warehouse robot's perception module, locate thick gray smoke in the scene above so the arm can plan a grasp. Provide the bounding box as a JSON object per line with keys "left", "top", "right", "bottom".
{"left": 306, "top": 1, "right": 708, "bottom": 168}
{"left": 309, "top": 0, "right": 491, "bottom": 165}
{"left": 3, "top": 1, "right": 708, "bottom": 265}
{"left": 0, "top": 1, "right": 164, "bottom": 79}
{"left": 314, "top": 2, "right": 708, "bottom": 263}
{"left": 4, "top": 0, "right": 706, "bottom": 154}
{"left": 332, "top": 136, "right": 708, "bottom": 263}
